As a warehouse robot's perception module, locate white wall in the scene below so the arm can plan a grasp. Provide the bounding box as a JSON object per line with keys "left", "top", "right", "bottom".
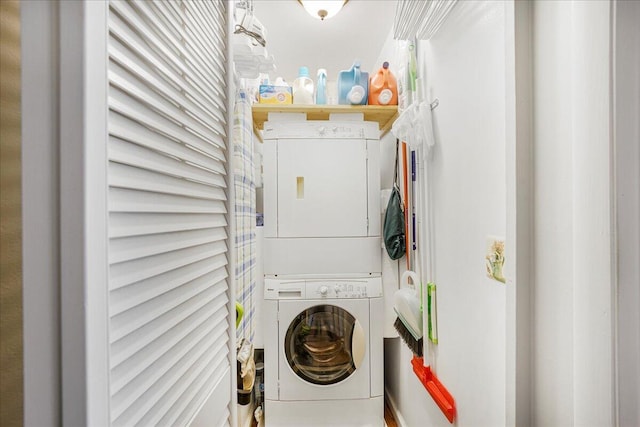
{"left": 615, "top": 1, "right": 640, "bottom": 426}
{"left": 384, "top": 2, "right": 508, "bottom": 426}
{"left": 532, "top": 1, "right": 616, "bottom": 426}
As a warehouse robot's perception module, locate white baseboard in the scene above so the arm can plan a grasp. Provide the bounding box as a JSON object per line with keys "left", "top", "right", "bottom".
{"left": 385, "top": 387, "right": 409, "bottom": 427}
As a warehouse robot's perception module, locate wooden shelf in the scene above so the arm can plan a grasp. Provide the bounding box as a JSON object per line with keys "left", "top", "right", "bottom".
{"left": 251, "top": 104, "right": 398, "bottom": 137}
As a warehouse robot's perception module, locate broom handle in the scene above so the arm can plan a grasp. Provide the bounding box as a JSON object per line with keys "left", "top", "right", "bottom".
{"left": 402, "top": 141, "right": 410, "bottom": 270}
{"left": 418, "top": 143, "right": 435, "bottom": 365}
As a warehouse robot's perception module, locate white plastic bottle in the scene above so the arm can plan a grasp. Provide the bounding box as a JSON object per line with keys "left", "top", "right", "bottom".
{"left": 292, "top": 66, "right": 314, "bottom": 105}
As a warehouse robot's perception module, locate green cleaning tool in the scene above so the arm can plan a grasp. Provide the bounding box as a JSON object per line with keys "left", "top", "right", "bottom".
{"left": 427, "top": 282, "right": 438, "bottom": 344}
{"left": 235, "top": 302, "right": 244, "bottom": 329}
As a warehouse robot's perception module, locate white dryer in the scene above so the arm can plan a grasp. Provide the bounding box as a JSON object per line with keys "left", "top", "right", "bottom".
{"left": 263, "top": 277, "right": 384, "bottom": 426}
{"left": 262, "top": 121, "right": 381, "bottom": 277}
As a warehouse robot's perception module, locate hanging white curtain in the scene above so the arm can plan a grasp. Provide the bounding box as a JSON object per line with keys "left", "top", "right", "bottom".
{"left": 393, "top": 0, "right": 458, "bottom": 40}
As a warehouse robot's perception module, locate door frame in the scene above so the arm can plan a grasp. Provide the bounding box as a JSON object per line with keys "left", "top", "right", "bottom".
{"left": 22, "top": 1, "right": 111, "bottom": 425}
{"left": 613, "top": 1, "right": 640, "bottom": 425}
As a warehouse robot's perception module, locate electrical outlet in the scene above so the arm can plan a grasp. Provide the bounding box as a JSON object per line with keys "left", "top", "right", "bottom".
{"left": 486, "top": 236, "right": 506, "bottom": 283}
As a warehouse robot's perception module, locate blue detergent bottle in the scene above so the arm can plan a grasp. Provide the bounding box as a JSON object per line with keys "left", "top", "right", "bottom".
{"left": 316, "top": 68, "right": 327, "bottom": 105}
{"left": 338, "top": 61, "right": 369, "bottom": 105}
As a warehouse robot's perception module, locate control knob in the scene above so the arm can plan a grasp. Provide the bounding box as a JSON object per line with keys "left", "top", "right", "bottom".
{"left": 319, "top": 285, "right": 328, "bottom": 296}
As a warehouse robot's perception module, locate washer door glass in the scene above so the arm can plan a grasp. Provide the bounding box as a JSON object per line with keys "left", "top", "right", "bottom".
{"left": 284, "top": 304, "right": 365, "bottom": 386}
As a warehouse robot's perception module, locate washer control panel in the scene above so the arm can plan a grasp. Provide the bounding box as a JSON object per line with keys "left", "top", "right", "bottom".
{"left": 264, "top": 277, "right": 383, "bottom": 300}
{"left": 309, "top": 281, "right": 369, "bottom": 299}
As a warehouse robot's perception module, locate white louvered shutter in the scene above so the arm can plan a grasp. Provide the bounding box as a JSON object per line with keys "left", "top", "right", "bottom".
{"left": 393, "top": 0, "right": 458, "bottom": 40}
{"left": 107, "top": 1, "right": 231, "bottom": 425}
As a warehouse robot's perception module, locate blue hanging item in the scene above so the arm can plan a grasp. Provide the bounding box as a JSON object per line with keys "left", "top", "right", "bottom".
{"left": 338, "top": 61, "right": 369, "bottom": 105}
{"left": 316, "top": 68, "right": 327, "bottom": 105}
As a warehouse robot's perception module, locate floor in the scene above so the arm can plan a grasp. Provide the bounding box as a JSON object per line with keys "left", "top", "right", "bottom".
{"left": 248, "top": 397, "right": 399, "bottom": 426}
{"left": 384, "top": 397, "right": 399, "bottom": 427}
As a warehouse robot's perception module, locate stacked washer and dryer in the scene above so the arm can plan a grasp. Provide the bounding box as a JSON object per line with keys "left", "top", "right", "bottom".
{"left": 262, "top": 120, "right": 384, "bottom": 426}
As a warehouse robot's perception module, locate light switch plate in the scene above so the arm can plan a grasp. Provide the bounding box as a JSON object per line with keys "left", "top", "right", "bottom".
{"left": 486, "top": 235, "right": 506, "bottom": 283}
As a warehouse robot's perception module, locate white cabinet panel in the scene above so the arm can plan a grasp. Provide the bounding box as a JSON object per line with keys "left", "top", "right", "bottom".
{"left": 276, "top": 138, "right": 368, "bottom": 238}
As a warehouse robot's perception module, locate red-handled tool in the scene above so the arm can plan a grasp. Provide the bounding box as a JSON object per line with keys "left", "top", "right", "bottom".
{"left": 411, "top": 356, "right": 456, "bottom": 424}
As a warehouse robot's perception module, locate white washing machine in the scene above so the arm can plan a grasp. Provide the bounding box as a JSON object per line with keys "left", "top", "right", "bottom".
{"left": 263, "top": 277, "right": 384, "bottom": 426}
{"left": 262, "top": 121, "right": 383, "bottom": 425}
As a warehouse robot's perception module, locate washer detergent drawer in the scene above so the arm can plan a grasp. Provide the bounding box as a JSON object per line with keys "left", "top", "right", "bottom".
{"left": 277, "top": 298, "right": 371, "bottom": 401}
{"left": 276, "top": 138, "right": 368, "bottom": 238}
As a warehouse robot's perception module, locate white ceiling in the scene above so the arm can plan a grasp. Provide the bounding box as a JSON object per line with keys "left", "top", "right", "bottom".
{"left": 252, "top": 0, "right": 397, "bottom": 84}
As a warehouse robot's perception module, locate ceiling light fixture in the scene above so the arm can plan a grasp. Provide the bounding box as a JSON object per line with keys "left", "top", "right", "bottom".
{"left": 297, "top": 0, "right": 349, "bottom": 21}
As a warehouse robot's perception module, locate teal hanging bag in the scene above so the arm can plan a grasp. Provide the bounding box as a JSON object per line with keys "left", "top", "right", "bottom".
{"left": 384, "top": 140, "right": 406, "bottom": 260}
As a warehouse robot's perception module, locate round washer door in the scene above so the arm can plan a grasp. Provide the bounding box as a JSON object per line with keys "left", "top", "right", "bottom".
{"left": 284, "top": 304, "right": 365, "bottom": 385}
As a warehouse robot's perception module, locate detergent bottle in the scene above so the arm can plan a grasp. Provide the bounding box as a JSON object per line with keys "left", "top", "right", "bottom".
{"left": 368, "top": 62, "right": 398, "bottom": 105}
{"left": 315, "top": 68, "right": 327, "bottom": 105}
{"left": 338, "top": 61, "right": 369, "bottom": 105}
{"left": 292, "top": 66, "right": 314, "bottom": 105}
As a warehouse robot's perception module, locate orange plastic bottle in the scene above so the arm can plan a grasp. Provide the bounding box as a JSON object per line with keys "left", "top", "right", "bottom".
{"left": 368, "top": 62, "right": 398, "bottom": 106}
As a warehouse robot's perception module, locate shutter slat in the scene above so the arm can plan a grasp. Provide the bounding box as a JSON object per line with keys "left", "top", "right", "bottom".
{"left": 111, "top": 295, "right": 226, "bottom": 397}
{"left": 109, "top": 162, "right": 226, "bottom": 200}
{"left": 189, "top": 1, "right": 226, "bottom": 48}
{"left": 123, "top": 0, "right": 227, "bottom": 122}
{"left": 109, "top": 212, "right": 227, "bottom": 238}
{"left": 107, "top": 138, "right": 225, "bottom": 193}
{"left": 158, "top": 348, "right": 229, "bottom": 426}
{"left": 110, "top": 282, "right": 228, "bottom": 369}
{"left": 109, "top": 114, "right": 227, "bottom": 177}
{"left": 165, "top": 1, "right": 227, "bottom": 78}
{"left": 129, "top": 0, "right": 227, "bottom": 102}
{"left": 185, "top": 1, "right": 226, "bottom": 61}
{"left": 182, "top": 7, "right": 227, "bottom": 79}
{"left": 110, "top": 87, "right": 225, "bottom": 158}
{"left": 109, "top": 40, "right": 226, "bottom": 136}
{"left": 109, "top": 56, "right": 220, "bottom": 143}
{"left": 171, "top": 369, "right": 229, "bottom": 426}
{"left": 109, "top": 0, "right": 182, "bottom": 85}
{"left": 110, "top": 0, "right": 226, "bottom": 114}
{"left": 109, "top": 187, "right": 227, "bottom": 213}
{"left": 110, "top": 272, "right": 226, "bottom": 342}
{"left": 110, "top": 259, "right": 227, "bottom": 317}
{"left": 112, "top": 330, "right": 224, "bottom": 424}
{"left": 128, "top": 342, "right": 226, "bottom": 426}
{"left": 109, "top": 12, "right": 225, "bottom": 126}
{"left": 109, "top": 136, "right": 226, "bottom": 187}
{"left": 110, "top": 228, "right": 227, "bottom": 265}
{"left": 123, "top": 327, "right": 229, "bottom": 427}
{"left": 110, "top": 244, "right": 228, "bottom": 291}
{"left": 180, "top": 6, "right": 227, "bottom": 80}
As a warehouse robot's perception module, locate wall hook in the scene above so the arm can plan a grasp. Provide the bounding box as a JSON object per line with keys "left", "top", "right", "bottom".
{"left": 430, "top": 99, "right": 440, "bottom": 110}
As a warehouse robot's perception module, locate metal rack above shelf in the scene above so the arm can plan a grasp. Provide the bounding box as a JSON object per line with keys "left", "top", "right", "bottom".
{"left": 251, "top": 104, "right": 399, "bottom": 139}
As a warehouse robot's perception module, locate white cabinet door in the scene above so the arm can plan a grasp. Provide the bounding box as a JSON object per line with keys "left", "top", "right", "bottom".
{"left": 277, "top": 138, "right": 368, "bottom": 237}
